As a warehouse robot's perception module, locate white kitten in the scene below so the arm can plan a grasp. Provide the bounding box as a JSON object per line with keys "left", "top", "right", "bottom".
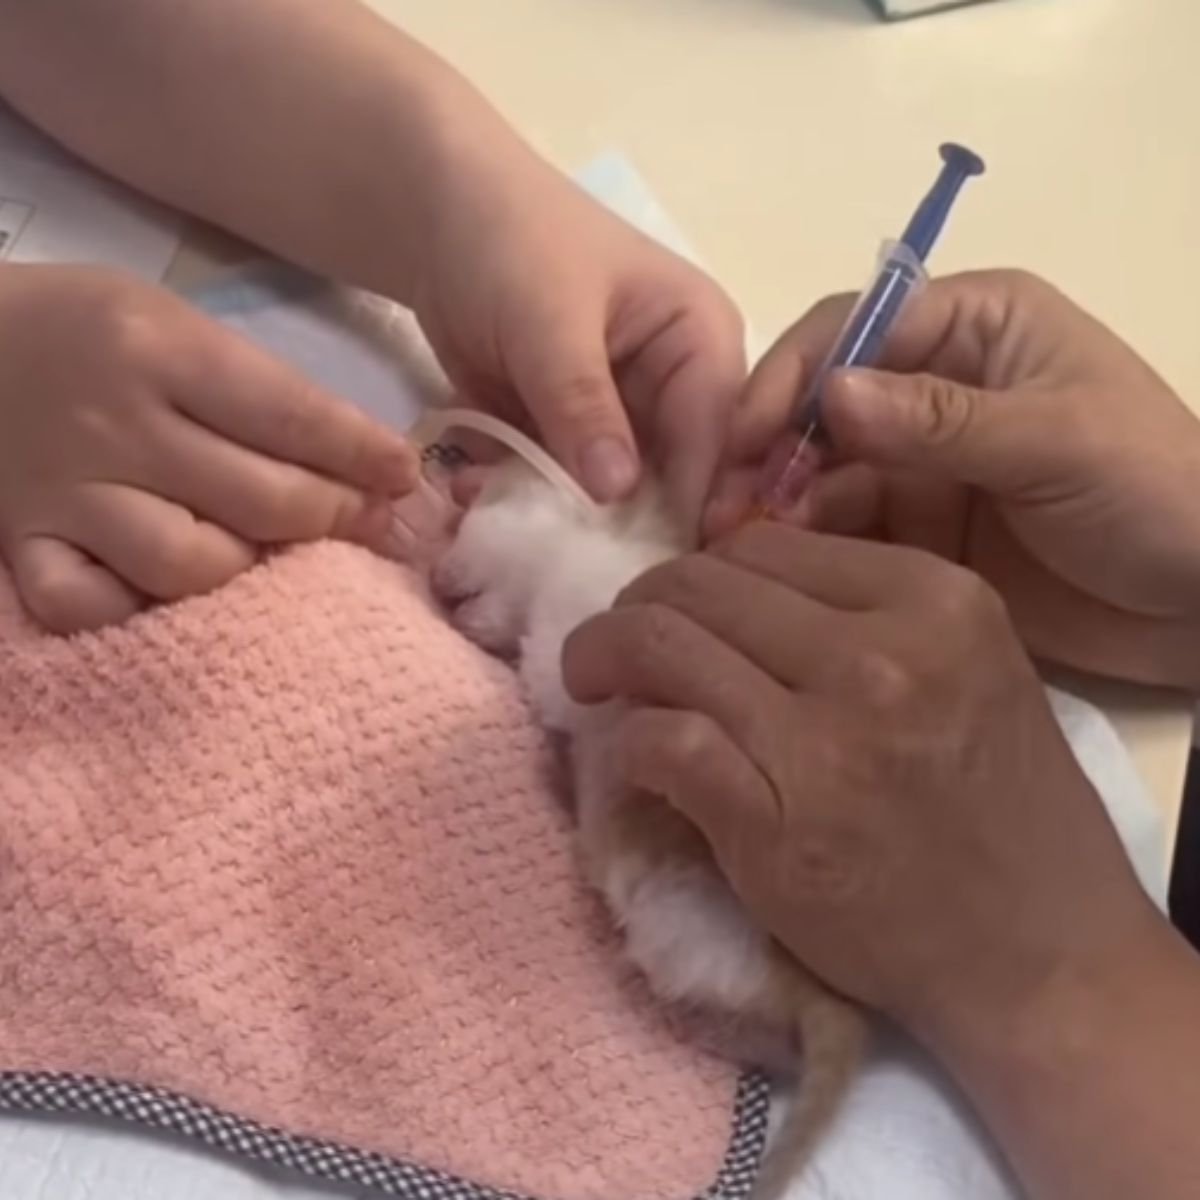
{"left": 435, "top": 459, "right": 865, "bottom": 1197}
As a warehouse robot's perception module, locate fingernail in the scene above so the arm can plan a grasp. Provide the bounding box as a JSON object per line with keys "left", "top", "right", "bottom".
{"left": 579, "top": 438, "right": 638, "bottom": 502}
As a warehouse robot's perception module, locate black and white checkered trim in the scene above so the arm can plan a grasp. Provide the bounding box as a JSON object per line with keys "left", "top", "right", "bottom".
{"left": 0, "top": 1070, "right": 770, "bottom": 1200}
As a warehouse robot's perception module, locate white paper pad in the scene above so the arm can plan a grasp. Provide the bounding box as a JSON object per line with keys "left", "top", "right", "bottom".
{"left": 0, "top": 102, "right": 181, "bottom": 279}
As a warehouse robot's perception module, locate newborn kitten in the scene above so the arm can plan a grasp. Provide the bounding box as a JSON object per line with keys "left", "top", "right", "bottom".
{"left": 435, "top": 459, "right": 866, "bottom": 1197}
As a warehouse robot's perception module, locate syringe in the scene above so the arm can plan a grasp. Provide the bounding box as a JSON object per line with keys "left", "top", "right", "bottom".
{"left": 758, "top": 142, "right": 986, "bottom": 516}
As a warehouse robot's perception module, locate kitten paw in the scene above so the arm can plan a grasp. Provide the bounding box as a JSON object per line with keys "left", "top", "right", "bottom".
{"left": 444, "top": 589, "right": 524, "bottom": 657}
{"left": 431, "top": 465, "right": 550, "bottom": 656}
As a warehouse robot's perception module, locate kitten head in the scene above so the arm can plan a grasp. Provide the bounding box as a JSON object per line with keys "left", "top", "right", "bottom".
{"left": 433, "top": 458, "right": 686, "bottom": 658}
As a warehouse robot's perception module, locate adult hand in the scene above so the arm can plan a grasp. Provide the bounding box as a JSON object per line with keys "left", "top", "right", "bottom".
{"left": 709, "top": 271, "right": 1200, "bottom": 687}
{"left": 563, "top": 521, "right": 1200, "bottom": 1200}
{"left": 0, "top": 264, "right": 418, "bottom": 633}
{"left": 563, "top": 522, "right": 1154, "bottom": 1029}
{"left": 410, "top": 146, "right": 745, "bottom": 531}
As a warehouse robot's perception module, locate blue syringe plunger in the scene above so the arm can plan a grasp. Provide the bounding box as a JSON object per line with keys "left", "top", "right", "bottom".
{"left": 900, "top": 142, "right": 986, "bottom": 261}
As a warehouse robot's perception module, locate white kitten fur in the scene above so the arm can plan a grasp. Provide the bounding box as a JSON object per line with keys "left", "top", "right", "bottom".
{"left": 435, "top": 462, "right": 775, "bottom": 1018}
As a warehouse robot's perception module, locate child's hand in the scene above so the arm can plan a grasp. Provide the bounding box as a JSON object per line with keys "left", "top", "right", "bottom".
{"left": 409, "top": 149, "right": 746, "bottom": 534}
{"left": 2, "top": 4, "right": 745, "bottom": 537}
{"left": 0, "top": 264, "right": 418, "bottom": 633}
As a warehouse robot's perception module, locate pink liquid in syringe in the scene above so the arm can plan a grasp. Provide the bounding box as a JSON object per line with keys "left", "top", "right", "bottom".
{"left": 752, "top": 427, "right": 825, "bottom": 520}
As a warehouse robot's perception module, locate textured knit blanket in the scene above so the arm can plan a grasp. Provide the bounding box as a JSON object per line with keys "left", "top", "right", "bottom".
{"left": 0, "top": 543, "right": 767, "bottom": 1200}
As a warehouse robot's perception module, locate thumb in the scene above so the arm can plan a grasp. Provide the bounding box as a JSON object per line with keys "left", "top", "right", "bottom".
{"left": 823, "top": 367, "right": 1048, "bottom": 494}
{"left": 509, "top": 324, "right": 640, "bottom": 503}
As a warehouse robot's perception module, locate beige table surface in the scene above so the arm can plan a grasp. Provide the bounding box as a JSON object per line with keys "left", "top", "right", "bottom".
{"left": 177, "top": 0, "right": 1200, "bottom": 856}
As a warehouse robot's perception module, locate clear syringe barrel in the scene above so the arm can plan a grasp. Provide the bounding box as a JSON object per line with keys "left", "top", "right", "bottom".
{"left": 793, "top": 238, "right": 928, "bottom": 433}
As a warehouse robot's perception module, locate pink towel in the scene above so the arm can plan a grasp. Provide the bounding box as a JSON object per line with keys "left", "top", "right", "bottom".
{"left": 0, "top": 543, "right": 766, "bottom": 1200}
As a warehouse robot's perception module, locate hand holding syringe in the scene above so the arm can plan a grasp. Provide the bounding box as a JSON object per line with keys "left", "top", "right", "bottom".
{"left": 757, "top": 143, "right": 986, "bottom": 516}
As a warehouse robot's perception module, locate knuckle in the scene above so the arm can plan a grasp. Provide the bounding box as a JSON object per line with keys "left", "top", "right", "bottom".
{"left": 66, "top": 400, "right": 125, "bottom": 453}
{"left": 915, "top": 374, "right": 975, "bottom": 447}
{"left": 546, "top": 372, "right": 614, "bottom": 422}
{"left": 994, "top": 267, "right": 1052, "bottom": 303}
{"left": 273, "top": 384, "right": 326, "bottom": 453}
{"left": 932, "top": 564, "right": 1004, "bottom": 626}
{"left": 847, "top": 646, "right": 916, "bottom": 710}
{"left": 101, "top": 295, "right": 166, "bottom": 370}
{"left": 917, "top": 568, "right": 1012, "bottom": 676}
{"left": 662, "top": 710, "right": 723, "bottom": 774}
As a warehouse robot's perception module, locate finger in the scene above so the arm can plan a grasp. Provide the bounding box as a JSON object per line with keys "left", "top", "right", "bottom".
{"left": 384, "top": 475, "right": 461, "bottom": 566}
{"left": 618, "top": 706, "right": 782, "bottom": 859}
{"left": 715, "top": 296, "right": 858, "bottom": 529}
{"left": 703, "top": 460, "right": 883, "bottom": 543}
{"left": 618, "top": 552, "right": 856, "bottom": 689}
{"left": 800, "top": 464, "right": 886, "bottom": 537}
{"left": 170, "top": 327, "right": 419, "bottom": 496}
{"left": 621, "top": 296, "right": 747, "bottom": 531}
{"left": 728, "top": 294, "right": 852, "bottom": 465}
{"left": 505, "top": 303, "right": 640, "bottom": 503}
{"left": 150, "top": 413, "right": 394, "bottom": 546}
{"left": 762, "top": 271, "right": 1042, "bottom": 397}
{"left": 873, "top": 471, "right": 971, "bottom": 561}
{"left": 967, "top": 506, "right": 1200, "bottom": 684}
{"left": 562, "top": 602, "right": 793, "bottom": 775}
{"left": 702, "top": 464, "right": 761, "bottom": 541}
{"left": 821, "top": 368, "right": 1063, "bottom": 497}
{"left": 711, "top": 461, "right": 965, "bottom": 560}
{"left": 62, "top": 483, "right": 257, "bottom": 600}
{"left": 9, "top": 535, "right": 145, "bottom": 633}
{"left": 730, "top": 269, "right": 1047, "bottom": 474}
{"left": 712, "top": 522, "right": 942, "bottom": 611}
